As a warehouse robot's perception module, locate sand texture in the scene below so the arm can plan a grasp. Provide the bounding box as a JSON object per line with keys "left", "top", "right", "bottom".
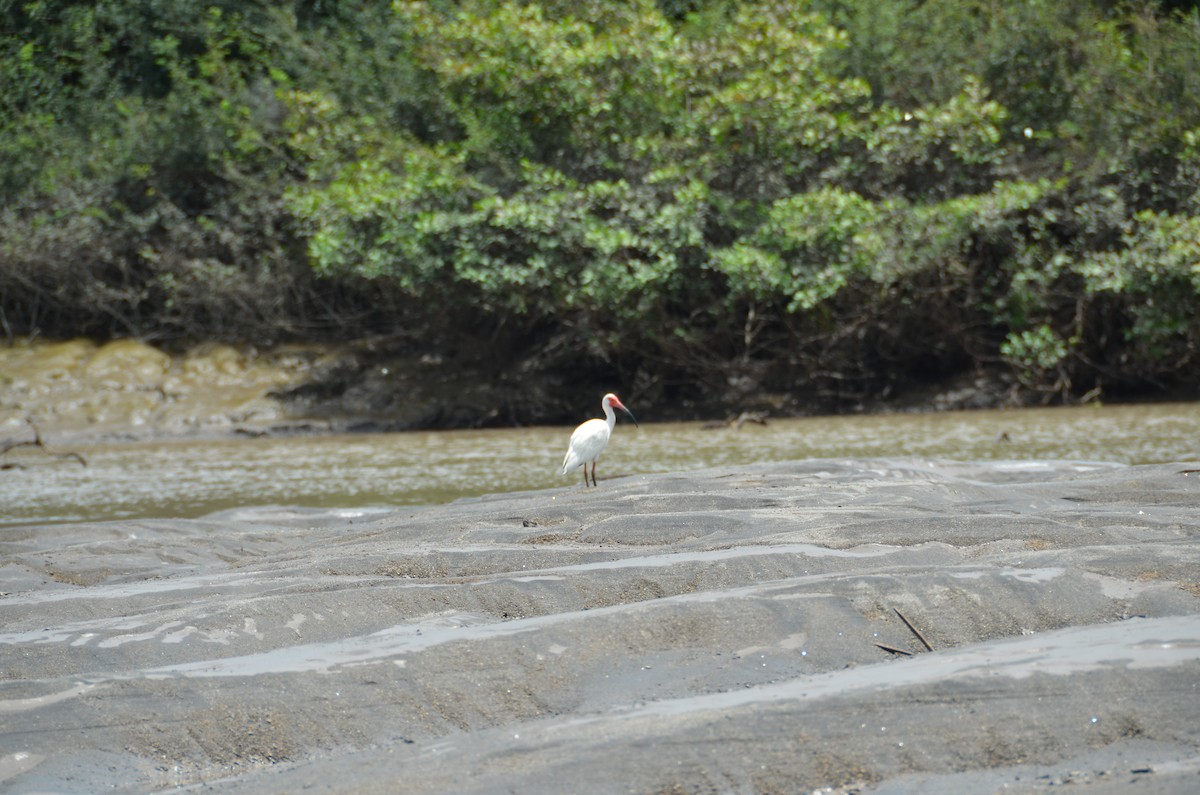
{"left": 2, "top": 458, "right": 1199, "bottom": 793}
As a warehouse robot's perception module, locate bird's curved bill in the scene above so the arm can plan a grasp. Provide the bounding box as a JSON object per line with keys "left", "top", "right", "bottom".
{"left": 619, "top": 405, "right": 639, "bottom": 427}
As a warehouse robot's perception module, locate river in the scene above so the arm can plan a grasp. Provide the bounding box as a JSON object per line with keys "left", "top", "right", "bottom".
{"left": 2, "top": 402, "right": 1198, "bottom": 527}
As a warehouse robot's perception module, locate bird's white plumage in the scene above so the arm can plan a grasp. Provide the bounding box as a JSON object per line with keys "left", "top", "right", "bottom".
{"left": 560, "top": 417, "right": 612, "bottom": 475}
{"left": 560, "top": 393, "right": 636, "bottom": 486}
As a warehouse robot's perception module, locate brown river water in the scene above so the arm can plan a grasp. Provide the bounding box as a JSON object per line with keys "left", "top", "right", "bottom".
{"left": 3, "top": 402, "right": 1198, "bottom": 527}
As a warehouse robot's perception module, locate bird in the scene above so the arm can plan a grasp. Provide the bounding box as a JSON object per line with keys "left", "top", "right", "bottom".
{"left": 560, "top": 392, "right": 638, "bottom": 487}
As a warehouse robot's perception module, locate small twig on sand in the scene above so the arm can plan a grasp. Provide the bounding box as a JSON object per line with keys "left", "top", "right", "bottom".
{"left": 0, "top": 421, "right": 87, "bottom": 467}
{"left": 1180, "top": 469, "right": 1200, "bottom": 476}
{"left": 874, "top": 643, "right": 913, "bottom": 656}
{"left": 701, "top": 411, "right": 770, "bottom": 430}
{"left": 732, "top": 411, "right": 768, "bottom": 430}
{"left": 894, "top": 607, "right": 934, "bottom": 652}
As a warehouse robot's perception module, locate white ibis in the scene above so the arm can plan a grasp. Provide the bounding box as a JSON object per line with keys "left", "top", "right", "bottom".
{"left": 560, "top": 392, "right": 638, "bottom": 487}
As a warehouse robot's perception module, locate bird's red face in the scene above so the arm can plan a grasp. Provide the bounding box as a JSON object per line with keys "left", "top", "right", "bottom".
{"left": 604, "top": 393, "right": 639, "bottom": 426}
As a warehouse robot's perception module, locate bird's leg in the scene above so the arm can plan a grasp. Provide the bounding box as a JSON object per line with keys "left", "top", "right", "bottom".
{"left": 582, "top": 468, "right": 590, "bottom": 488}
{"left": 590, "top": 462, "right": 597, "bottom": 487}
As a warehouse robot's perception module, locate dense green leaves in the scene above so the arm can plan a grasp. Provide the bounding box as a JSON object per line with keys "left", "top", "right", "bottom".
{"left": 712, "top": 187, "right": 885, "bottom": 311}
{"left": 3, "top": 0, "right": 1200, "bottom": 410}
{"left": 1080, "top": 210, "right": 1200, "bottom": 360}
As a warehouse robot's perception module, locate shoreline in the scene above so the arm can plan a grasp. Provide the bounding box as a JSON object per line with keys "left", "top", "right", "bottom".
{"left": 6, "top": 337, "right": 1198, "bottom": 450}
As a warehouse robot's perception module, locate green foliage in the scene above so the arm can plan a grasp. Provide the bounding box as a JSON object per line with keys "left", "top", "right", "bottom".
{"left": 286, "top": 145, "right": 710, "bottom": 321}
{"left": 395, "top": 0, "right": 681, "bottom": 179}
{"left": 712, "top": 187, "right": 884, "bottom": 311}
{"left": 3, "top": 0, "right": 1200, "bottom": 409}
{"left": 1001, "top": 324, "right": 1072, "bottom": 375}
{"left": 816, "top": 0, "right": 1200, "bottom": 204}
{"left": 1079, "top": 210, "right": 1200, "bottom": 358}
{"left": 859, "top": 76, "right": 1009, "bottom": 196}
{"left": 674, "top": 3, "right": 869, "bottom": 193}
{"left": 285, "top": 142, "right": 487, "bottom": 289}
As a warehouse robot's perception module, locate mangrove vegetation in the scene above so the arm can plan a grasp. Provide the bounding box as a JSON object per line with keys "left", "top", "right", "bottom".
{"left": 3, "top": 0, "right": 1200, "bottom": 420}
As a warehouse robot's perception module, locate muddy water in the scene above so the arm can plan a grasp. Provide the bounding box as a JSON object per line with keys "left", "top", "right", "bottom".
{"left": 2, "top": 402, "right": 1198, "bottom": 526}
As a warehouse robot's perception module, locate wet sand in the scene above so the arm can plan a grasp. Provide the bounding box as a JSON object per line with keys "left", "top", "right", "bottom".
{"left": 2, "top": 459, "right": 1199, "bottom": 793}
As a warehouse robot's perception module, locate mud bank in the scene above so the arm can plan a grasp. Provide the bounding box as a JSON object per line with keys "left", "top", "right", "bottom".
{"left": 0, "top": 337, "right": 622, "bottom": 443}
{"left": 1, "top": 338, "right": 1023, "bottom": 446}
{"left": 2, "top": 459, "right": 1199, "bottom": 793}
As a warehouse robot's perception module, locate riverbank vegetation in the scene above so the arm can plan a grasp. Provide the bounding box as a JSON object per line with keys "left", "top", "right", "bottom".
{"left": 3, "top": 0, "right": 1199, "bottom": 421}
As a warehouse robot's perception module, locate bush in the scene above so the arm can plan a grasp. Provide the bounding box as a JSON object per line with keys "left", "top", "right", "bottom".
{"left": 3, "top": 0, "right": 1200, "bottom": 413}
